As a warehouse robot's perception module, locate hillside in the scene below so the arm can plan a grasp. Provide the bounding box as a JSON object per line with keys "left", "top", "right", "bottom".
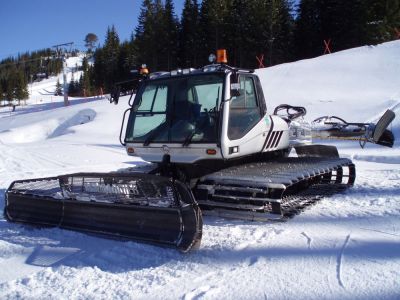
{"left": 257, "top": 40, "right": 400, "bottom": 123}
{"left": 0, "top": 41, "right": 399, "bottom": 299}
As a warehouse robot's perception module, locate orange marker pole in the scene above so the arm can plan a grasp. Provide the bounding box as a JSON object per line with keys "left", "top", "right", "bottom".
{"left": 323, "top": 39, "right": 332, "bottom": 54}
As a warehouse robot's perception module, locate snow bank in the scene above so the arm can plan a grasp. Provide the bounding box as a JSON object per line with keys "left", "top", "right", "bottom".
{"left": 0, "top": 109, "right": 96, "bottom": 144}
{"left": 257, "top": 40, "right": 400, "bottom": 123}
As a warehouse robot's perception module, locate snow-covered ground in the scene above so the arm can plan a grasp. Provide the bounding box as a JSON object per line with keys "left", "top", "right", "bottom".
{"left": 0, "top": 42, "right": 399, "bottom": 299}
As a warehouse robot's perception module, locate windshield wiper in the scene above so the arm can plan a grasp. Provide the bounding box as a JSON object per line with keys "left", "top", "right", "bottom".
{"left": 182, "top": 130, "right": 196, "bottom": 147}
{"left": 143, "top": 129, "right": 158, "bottom": 146}
{"left": 144, "top": 123, "right": 167, "bottom": 146}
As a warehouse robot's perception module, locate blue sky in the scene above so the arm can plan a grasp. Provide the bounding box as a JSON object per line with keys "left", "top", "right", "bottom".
{"left": 0, "top": 0, "right": 185, "bottom": 60}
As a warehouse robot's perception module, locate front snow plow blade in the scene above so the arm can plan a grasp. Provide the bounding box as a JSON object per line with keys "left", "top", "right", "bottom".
{"left": 4, "top": 173, "right": 202, "bottom": 252}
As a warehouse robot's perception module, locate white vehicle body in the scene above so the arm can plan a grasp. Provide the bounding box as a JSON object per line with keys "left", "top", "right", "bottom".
{"left": 124, "top": 65, "right": 311, "bottom": 166}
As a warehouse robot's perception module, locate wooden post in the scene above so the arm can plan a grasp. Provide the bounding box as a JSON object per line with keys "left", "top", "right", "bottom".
{"left": 395, "top": 28, "right": 400, "bottom": 39}
{"left": 323, "top": 39, "right": 332, "bottom": 54}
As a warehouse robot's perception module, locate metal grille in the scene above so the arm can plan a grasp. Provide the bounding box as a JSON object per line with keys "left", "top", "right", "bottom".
{"left": 61, "top": 175, "right": 177, "bottom": 207}
{"left": 8, "top": 173, "right": 179, "bottom": 208}
{"left": 9, "top": 177, "right": 62, "bottom": 198}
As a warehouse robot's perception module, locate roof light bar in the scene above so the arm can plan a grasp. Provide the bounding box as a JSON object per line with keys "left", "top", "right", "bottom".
{"left": 170, "top": 69, "right": 182, "bottom": 76}
{"left": 182, "top": 68, "right": 195, "bottom": 75}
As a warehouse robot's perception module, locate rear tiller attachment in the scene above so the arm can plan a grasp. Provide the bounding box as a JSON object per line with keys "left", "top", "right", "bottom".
{"left": 312, "top": 109, "right": 395, "bottom": 148}
{"left": 4, "top": 173, "right": 202, "bottom": 252}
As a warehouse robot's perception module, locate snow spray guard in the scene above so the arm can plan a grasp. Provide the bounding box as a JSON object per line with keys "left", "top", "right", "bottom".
{"left": 4, "top": 172, "right": 202, "bottom": 252}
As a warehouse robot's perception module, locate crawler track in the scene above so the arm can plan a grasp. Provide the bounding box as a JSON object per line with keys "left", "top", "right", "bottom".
{"left": 194, "top": 157, "right": 355, "bottom": 221}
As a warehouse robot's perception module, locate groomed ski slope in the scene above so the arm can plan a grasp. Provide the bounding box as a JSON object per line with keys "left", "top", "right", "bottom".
{"left": 0, "top": 41, "right": 399, "bottom": 300}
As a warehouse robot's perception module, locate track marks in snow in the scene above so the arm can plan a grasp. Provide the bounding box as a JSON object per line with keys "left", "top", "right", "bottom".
{"left": 359, "top": 227, "right": 400, "bottom": 238}
{"left": 0, "top": 144, "right": 71, "bottom": 179}
{"left": 246, "top": 255, "right": 260, "bottom": 266}
{"left": 183, "top": 285, "right": 217, "bottom": 300}
{"left": 301, "top": 232, "right": 312, "bottom": 250}
{"left": 336, "top": 234, "right": 351, "bottom": 289}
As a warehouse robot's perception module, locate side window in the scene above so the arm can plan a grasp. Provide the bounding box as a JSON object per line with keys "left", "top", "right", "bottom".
{"left": 244, "top": 77, "right": 256, "bottom": 108}
{"left": 228, "top": 76, "right": 262, "bottom": 140}
{"left": 255, "top": 76, "right": 266, "bottom": 113}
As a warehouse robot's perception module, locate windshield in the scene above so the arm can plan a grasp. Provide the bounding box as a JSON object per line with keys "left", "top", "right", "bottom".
{"left": 125, "top": 74, "right": 224, "bottom": 144}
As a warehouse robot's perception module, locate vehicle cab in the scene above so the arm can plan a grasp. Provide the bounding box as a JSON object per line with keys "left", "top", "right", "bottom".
{"left": 123, "top": 51, "right": 290, "bottom": 167}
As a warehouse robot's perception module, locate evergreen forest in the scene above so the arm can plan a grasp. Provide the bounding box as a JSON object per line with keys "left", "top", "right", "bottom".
{"left": 1, "top": 0, "right": 399, "bottom": 102}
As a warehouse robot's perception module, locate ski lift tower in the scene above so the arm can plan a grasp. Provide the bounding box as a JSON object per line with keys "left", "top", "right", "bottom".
{"left": 52, "top": 42, "right": 74, "bottom": 106}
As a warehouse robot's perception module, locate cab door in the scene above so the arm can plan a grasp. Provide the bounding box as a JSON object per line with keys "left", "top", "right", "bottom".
{"left": 221, "top": 74, "right": 270, "bottom": 158}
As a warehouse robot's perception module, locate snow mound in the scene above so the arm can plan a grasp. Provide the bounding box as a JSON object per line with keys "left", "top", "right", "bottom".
{"left": 256, "top": 40, "right": 400, "bottom": 125}
{"left": 0, "top": 109, "right": 96, "bottom": 144}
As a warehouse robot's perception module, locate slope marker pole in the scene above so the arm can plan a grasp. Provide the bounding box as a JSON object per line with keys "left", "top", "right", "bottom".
{"left": 323, "top": 39, "right": 332, "bottom": 54}
{"left": 395, "top": 28, "right": 400, "bottom": 39}
{"left": 256, "top": 54, "right": 265, "bottom": 68}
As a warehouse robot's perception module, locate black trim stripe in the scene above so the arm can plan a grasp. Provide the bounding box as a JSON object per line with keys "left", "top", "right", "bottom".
{"left": 266, "top": 132, "right": 277, "bottom": 149}
{"left": 270, "top": 132, "right": 280, "bottom": 148}
{"left": 273, "top": 131, "right": 283, "bottom": 148}
{"left": 262, "top": 117, "right": 274, "bottom": 150}
{"left": 264, "top": 130, "right": 283, "bottom": 150}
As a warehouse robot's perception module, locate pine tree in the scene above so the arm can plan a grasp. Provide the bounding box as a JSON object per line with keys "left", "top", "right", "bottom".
{"left": 117, "top": 41, "right": 133, "bottom": 81}
{"left": 366, "top": 0, "right": 400, "bottom": 43}
{"left": 0, "top": 81, "right": 3, "bottom": 103}
{"left": 180, "top": 0, "right": 200, "bottom": 67}
{"left": 135, "top": 0, "right": 157, "bottom": 69}
{"left": 55, "top": 79, "right": 63, "bottom": 96}
{"left": 226, "top": 0, "right": 253, "bottom": 67}
{"left": 224, "top": 0, "right": 273, "bottom": 68}
{"left": 68, "top": 71, "right": 83, "bottom": 97}
{"left": 14, "top": 70, "right": 29, "bottom": 104}
{"left": 80, "top": 56, "right": 92, "bottom": 96}
{"left": 93, "top": 47, "right": 106, "bottom": 90}
{"left": 127, "top": 33, "right": 138, "bottom": 70}
{"left": 239, "top": 0, "right": 271, "bottom": 67}
{"left": 82, "top": 71, "right": 92, "bottom": 97}
{"left": 68, "top": 79, "right": 76, "bottom": 97}
{"left": 5, "top": 77, "right": 14, "bottom": 105}
{"left": 84, "top": 33, "right": 99, "bottom": 53}
{"left": 103, "top": 25, "right": 120, "bottom": 91}
{"left": 318, "top": 0, "right": 368, "bottom": 51}
{"left": 294, "top": 0, "right": 322, "bottom": 59}
{"left": 198, "top": 0, "right": 231, "bottom": 64}
{"left": 161, "top": 0, "right": 180, "bottom": 70}
{"left": 78, "top": 76, "right": 84, "bottom": 96}
{"left": 294, "top": 0, "right": 393, "bottom": 60}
